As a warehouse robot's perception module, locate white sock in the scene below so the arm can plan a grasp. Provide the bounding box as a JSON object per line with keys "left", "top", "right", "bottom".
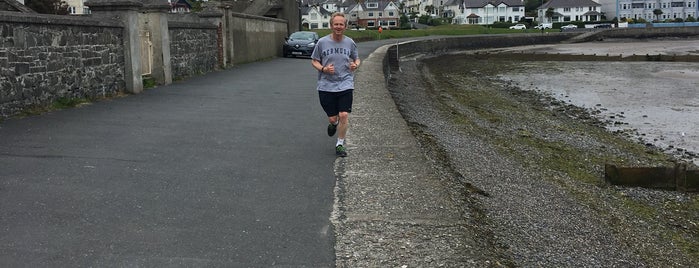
{"left": 336, "top": 139, "right": 344, "bottom": 147}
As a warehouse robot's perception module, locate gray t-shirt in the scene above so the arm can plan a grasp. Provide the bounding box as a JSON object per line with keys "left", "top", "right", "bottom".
{"left": 311, "top": 35, "right": 359, "bottom": 92}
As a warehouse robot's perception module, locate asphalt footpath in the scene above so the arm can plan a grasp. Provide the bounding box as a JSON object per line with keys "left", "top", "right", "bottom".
{"left": 0, "top": 37, "right": 456, "bottom": 267}
{"left": 0, "top": 53, "right": 344, "bottom": 266}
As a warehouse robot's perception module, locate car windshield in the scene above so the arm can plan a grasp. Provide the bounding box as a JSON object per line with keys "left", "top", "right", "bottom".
{"left": 290, "top": 32, "right": 315, "bottom": 41}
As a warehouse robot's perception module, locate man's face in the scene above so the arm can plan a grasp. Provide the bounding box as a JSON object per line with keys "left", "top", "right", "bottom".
{"left": 331, "top": 16, "right": 346, "bottom": 35}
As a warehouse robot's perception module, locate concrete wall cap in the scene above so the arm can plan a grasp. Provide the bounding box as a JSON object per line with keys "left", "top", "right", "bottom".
{"left": 85, "top": 0, "right": 144, "bottom": 11}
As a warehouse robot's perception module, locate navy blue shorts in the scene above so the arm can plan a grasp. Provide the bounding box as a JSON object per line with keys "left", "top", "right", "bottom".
{"left": 318, "top": 89, "right": 353, "bottom": 117}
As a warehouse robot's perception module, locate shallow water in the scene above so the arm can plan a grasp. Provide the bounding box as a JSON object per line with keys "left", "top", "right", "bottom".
{"left": 498, "top": 60, "right": 699, "bottom": 165}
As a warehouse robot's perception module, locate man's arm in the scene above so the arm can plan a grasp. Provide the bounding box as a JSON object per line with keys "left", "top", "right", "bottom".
{"left": 312, "top": 59, "right": 324, "bottom": 72}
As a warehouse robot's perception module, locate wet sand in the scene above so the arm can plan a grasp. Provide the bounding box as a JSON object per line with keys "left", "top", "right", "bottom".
{"left": 491, "top": 39, "right": 699, "bottom": 165}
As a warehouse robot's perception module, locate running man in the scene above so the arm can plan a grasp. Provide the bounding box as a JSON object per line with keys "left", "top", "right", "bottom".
{"left": 311, "top": 12, "right": 360, "bottom": 157}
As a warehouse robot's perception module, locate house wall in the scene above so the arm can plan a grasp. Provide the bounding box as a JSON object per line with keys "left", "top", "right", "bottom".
{"left": 613, "top": 0, "right": 698, "bottom": 21}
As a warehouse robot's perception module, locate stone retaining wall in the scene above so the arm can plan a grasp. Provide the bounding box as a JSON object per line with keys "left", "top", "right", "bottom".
{"left": 168, "top": 21, "right": 219, "bottom": 79}
{"left": 0, "top": 3, "right": 291, "bottom": 119}
{"left": 0, "top": 12, "right": 124, "bottom": 118}
{"left": 385, "top": 33, "right": 575, "bottom": 73}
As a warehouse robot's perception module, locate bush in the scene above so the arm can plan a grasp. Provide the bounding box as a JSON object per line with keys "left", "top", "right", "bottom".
{"left": 429, "top": 18, "right": 448, "bottom": 26}
{"left": 492, "top": 21, "right": 515, "bottom": 29}
{"left": 418, "top": 15, "right": 430, "bottom": 24}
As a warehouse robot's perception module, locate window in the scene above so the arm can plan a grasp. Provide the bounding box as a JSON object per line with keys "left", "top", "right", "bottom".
{"left": 367, "top": 2, "right": 378, "bottom": 8}
{"left": 322, "top": 23, "right": 329, "bottom": 28}
{"left": 512, "top": 7, "right": 520, "bottom": 12}
{"left": 564, "top": 7, "right": 571, "bottom": 12}
{"left": 389, "top": 21, "right": 396, "bottom": 26}
{"left": 379, "top": 12, "right": 383, "bottom": 17}
{"left": 367, "top": 20, "right": 375, "bottom": 27}
{"left": 311, "top": 23, "right": 318, "bottom": 29}
{"left": 671, "top": 2, "right": 684, "bottom": 7}
{"left": 368, "top": 12, "right": 374, "bottom": 17}
{"left": 68, "top": 6, "right": 76, "bottom": 14}
{"left": 389, "top": 11, "right": 394, "bottom": 16}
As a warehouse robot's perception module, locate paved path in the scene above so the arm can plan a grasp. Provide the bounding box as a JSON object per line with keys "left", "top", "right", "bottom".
{"left": 0, "top": 35, "right": 419, "bottom": 266}
{"left": 0, "top": 54, "right": 342, "bottom": 266}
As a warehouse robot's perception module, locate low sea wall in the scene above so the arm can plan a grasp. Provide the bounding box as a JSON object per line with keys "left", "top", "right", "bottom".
{"left": 384, "top": 33, "right": 575, "bottom": 74}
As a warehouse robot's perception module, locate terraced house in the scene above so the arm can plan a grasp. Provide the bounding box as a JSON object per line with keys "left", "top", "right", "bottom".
{"left": 445, "top": 0, "right": 526, "bottom": 25}
{"left": 605, "top": 0, "right": 698, "bottom": 21}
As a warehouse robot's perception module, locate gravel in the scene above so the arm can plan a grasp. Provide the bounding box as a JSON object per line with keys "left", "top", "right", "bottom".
{"left": 333, "top": 40, "right": 697, "bottom": 267}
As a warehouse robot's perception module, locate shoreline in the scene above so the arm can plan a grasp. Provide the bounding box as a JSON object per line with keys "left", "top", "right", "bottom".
{"left": 457, "top": 39, "right": 699, "bottom": 166}
{"left": 383, "top": 48, "right": 698, "bottom": 265}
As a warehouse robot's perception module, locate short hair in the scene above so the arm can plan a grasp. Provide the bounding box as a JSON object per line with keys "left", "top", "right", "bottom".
{"left": 329, "top": 12, "right": 347, "bottom": 26}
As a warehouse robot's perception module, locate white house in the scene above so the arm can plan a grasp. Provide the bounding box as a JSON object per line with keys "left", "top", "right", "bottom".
{"left": 448, "top": 0, "right": 526, "bottom": 25}
{"left": 64, "top": 0, "right": 90, "bottom": 15}
{"left": 537, "top": 0, "right": 602, "bottom": 23}
{"left": 346, "top": 0, "right": 401, "bottom": 28}
{"left": 606, "top": 0, "right": 697, "bottom": 22}
{"left": 301, "top": 5, "right": 333, "bottom": 29}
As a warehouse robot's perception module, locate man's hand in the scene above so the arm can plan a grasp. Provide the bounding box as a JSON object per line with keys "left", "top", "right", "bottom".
{"left": 324, "top": 63, "right": 335, "bottom": 74}
{"left": 349, "top": 60, "right": 358, "bottom": 72}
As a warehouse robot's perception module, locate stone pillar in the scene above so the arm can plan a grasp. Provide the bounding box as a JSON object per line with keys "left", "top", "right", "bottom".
{"left": 143, "top": 0, "right": 173, "bottom": 85}
{"left": 85, "top": 0, "right": 144, "bottom": 94}
{"left": 198, "top": 4, "right": 226, "bottom": 68}
{"left": 281, "top": 0, "right": 301, "bottom": 34}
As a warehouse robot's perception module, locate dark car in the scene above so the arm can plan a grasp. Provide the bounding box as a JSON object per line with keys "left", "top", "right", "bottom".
{"left": 283, "top": 31, "right": 320, "bottom": 58}
{"left": 594, "top": 24, "right": 612, "bottom": 29}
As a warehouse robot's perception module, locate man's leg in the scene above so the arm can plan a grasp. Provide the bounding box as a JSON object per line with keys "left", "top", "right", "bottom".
{"left": 334, "top": 111, "right": 349, "bottom": 157}
{"left": 336, "top": 112, "right": 349, "bottom": 140}
{"left": 327, "top": 115, "right": 338, "bottom": 136}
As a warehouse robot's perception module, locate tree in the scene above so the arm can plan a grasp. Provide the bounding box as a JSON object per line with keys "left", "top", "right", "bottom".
{"left": 525, "top": 0, "right": 545, "bottom": 17}
{"left": 653, "top": 9, "right": 663, "bottom": 22}
{"left": 25, "top": 0, "right": 69, "bottom": 15}
{"left": 424, "top": 5, "right": 435, "bottom": 16}
{"left": 399, "top": 14, "right": 411, "bottom": 29}
{"left": 545, "top": 8, "right": 554, "bottom": 23}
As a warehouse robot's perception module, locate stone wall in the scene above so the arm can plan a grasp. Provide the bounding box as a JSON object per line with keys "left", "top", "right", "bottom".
{"left": 168, "top": 21, "right": 219, "bottom": 79}
{"left": 573, "top": 26, "right": 699, "bottom": 42}
{"left": 0, "top": 11, "right": 124, "bottom": 118}
{"left": 0, "top": 2, "right": 291, "bottom": 120}
{"left": 385, "top": 33, "right": 575, "bottom": 74}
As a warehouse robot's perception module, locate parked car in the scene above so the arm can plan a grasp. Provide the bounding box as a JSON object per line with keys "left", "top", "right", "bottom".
{"left": 509, "top": 24, "right": 527, "bottom": 30}
{"left": 560, "top": 24, "right": 578, "bottom": 30}
{"left": 594, "top": 24, "right": 613, "bottom": 29}
{"left": 283, "top": 31, "right": 320, "bottom": 58}
{"left": 533, "top": 23, "right": 552, "bottom": 29}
